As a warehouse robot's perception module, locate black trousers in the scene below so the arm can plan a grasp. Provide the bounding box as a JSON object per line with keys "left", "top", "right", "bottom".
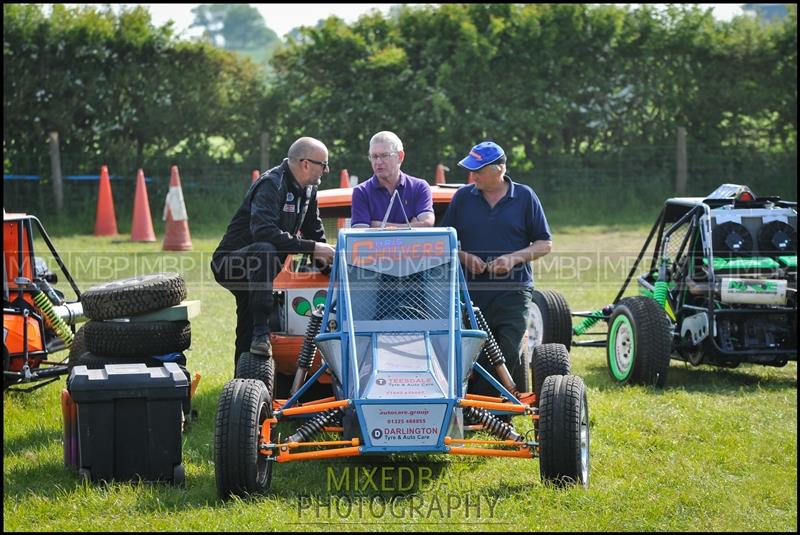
{"left": 468, "top": 288, "right": 533, "bottom": 396}
{"left": 211, "top": 242, "right": 285, "bottom": 364}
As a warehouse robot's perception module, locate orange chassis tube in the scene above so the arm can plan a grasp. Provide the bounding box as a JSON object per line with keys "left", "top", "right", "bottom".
{"left": 260, "top": 396, "right": 538, "bottom": 462}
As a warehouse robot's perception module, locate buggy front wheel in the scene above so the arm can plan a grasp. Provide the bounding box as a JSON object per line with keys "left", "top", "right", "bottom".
{"left": 214, "top": 379, "right": 274, "bottom": 499}
{"left": 538, "top": 374, "right": 589, "bottom": 488}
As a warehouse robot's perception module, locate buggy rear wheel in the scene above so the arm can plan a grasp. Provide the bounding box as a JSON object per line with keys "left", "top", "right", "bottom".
{"left": 531, "top": 290, "right": 572, "bottom": 350}
{"left": 215, "top": 379, "right": 274, "bottom": 499}
{"left": 531, "top": 343, "right": 571, "bottom": 405}
{"left": 606, "top": 296, "right": 672, "bottom": 387}
{"left": 234, "top": 352, "right": 275, "bottom": 398}
{"left": 538, "top": 374, "right": 589, "bottom": 487}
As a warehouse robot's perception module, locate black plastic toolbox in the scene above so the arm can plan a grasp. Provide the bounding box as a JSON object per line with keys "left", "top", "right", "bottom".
{"left": 68, "top": 362, "right": 187, "bottom": 484}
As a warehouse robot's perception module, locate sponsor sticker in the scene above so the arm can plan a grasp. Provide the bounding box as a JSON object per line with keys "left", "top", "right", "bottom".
{"left": 362, "top": 404, "right": 446, "bottom": 446}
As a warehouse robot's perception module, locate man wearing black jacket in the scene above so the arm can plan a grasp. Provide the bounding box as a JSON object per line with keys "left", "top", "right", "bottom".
{"left": 211, "top": 137, "right": 336, "bottom": 366}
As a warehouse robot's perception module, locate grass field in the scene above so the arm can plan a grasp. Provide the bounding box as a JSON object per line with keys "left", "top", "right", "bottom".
{"left": 3, "top": 224, "right": 797, "bottom": 531}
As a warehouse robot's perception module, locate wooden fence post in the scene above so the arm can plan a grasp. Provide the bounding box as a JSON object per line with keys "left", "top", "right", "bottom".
{"left": 49, "top": 131, "right": 63, "bottom": 213}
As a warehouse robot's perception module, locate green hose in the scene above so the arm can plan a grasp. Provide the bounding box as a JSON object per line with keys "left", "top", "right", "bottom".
{"left": 32, "top": 290, "right": 74, "bottom": 348}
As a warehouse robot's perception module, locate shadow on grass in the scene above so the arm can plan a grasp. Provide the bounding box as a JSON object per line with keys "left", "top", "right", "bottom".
{"left": 3, "top": 382, "right": 543, "bottom": 508}
{"left": 666, "top": 363, "right": 797, "bottom": 392}
{"left": 3, "top": 426, "right": 62, "bottom": 456}
{"left": 3, "top": 462, "right": 85, "bottom": 499}
{"left": 578, "top": 360, "right": 797, "bottom": 393}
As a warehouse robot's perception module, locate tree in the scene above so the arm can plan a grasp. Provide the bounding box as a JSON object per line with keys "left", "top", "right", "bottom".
{"left": 266, "top": 3, "right": 795, "bottom": 187}
{"left": 3, "top": 4, "right": 267, "bottom": 175}
{"left": 190, "top": 4, "right": 278, "bottom": 50}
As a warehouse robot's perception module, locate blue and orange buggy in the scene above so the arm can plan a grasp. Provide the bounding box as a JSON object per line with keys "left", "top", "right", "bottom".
{"left": 214, "top": 226, "right": 590, "bottom": 498}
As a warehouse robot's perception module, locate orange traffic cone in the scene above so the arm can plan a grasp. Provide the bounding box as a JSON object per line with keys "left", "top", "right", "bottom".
{"left": 252, "top": 169, "right": 260, "bottom": 183}
{"left": 435, "top": 164, "right": 447, "bottom": 185}
{"left": 131, "top": 169, "right": 156, "bottom": 242}
{"left": 338, "top": 168, "right": 350, "bottom": 229}
{"left": 94, "top": 165, "right": 119, "bottom": 236}
{"left": 162, "top": 165, "right": 193, "bottom": 251}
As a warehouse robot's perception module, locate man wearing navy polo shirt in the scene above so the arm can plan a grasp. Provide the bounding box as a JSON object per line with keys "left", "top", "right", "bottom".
{"left": 442, "top": 141, "right": 553, "bottom": 396}
{"left": 351, "top": 131, "right": 434, "bottom": 228}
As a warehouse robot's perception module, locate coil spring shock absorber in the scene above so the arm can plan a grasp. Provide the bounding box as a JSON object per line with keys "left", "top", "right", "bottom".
{"left": 32, "top": 289, "right": 74, "bottom": 348}
{"left": 291, "top": 305, "right": 324, "bottom": 395}
{"left": 473, "top": 306, "right": 520, "bottom": 397}
{"left": 286, "top": 408, "right": 343, "bottom": 443}
{"left": 328, "top": 412, "right": 343, "bottom": 427}
{"left": 653, "top": 281, "right": 670, "bottom": 307}
{"left": 654, "top": 236, "right": 671, "bottom": 307}
{"left": 463, "top": 406, "right": 523, "bottom": 442}
{"left": 572, "top": 305, "right": 614, "bottom": 336}
{"left": 473, "top": 307, "right": 504, "bottom": 366}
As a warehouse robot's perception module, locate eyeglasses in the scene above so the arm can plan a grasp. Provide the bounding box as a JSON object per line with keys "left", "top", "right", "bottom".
{"left": 302, "top": 158, "right": 329, "bottom": 173}
{"left": 368, "top": 152, "right": 397, "bottom": 162}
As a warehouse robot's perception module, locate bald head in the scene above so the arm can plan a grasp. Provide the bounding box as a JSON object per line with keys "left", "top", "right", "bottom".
{"left": 287, "top": 136, "right": 329, "bottom": 187}
{"left": 288, "top": 137, "right": 327, "bottom": 161}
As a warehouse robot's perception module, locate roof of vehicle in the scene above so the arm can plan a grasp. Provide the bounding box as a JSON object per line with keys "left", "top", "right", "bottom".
{"left": 662, "top": 184, "right": 796, "bottom": 222}
{"left": 317, "top": 183, "right": 463, "bottom": 218}
{"left": 317, "top": 183, "right": 461, "bottom": 207}
{"left": 3, "top": 211, "right": 29, "bottom": 221}
{"left": 664, "top": 184, "right": 756, "bottom": 208}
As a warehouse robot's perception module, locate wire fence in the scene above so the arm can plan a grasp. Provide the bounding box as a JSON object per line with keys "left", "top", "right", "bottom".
{"left": 4, "top": 145, "right": 796, "bottom": 233}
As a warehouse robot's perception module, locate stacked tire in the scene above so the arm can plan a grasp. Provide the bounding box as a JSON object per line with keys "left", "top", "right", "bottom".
{"left": 68, "top": 273, "right": 193, "bottom": 416}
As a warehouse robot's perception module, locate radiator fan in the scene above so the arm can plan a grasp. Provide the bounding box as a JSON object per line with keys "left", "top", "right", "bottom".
{"left": 712, "top": 222, "right": 753, "bottom": 255}
{"left": 758, "top": 221, "right": 797, "bottom": 254}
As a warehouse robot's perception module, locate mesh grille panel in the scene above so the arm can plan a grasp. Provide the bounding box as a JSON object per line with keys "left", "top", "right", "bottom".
{"left": 666, "top": 223, "right": 690, "bottom": 263}
{"left": 346, "top": 263, "right": 450, "bottom": 322}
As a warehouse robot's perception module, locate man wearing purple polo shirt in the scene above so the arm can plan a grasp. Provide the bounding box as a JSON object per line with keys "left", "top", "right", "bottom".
{"left": 351, "top": 131, "right": 434, "bottom": 228}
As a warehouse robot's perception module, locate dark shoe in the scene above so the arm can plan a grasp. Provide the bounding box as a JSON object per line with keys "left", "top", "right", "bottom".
{"left": 249, "top": 335, "right": 272, "bottom": 357}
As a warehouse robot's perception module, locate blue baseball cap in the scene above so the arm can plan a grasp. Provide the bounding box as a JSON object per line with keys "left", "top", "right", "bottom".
{"left": 458, "top": 141, "right": 505, "bottom": 171}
